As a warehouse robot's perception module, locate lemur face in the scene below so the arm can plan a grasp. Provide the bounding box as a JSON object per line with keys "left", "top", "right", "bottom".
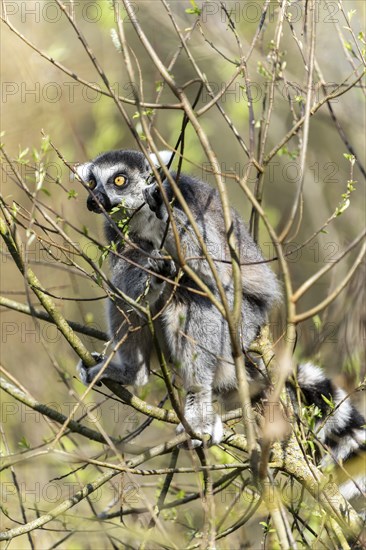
{"left": 76, "top": 150, "right": 151, "bottom": 214}
{"left": 76, "top": 149, "right": 173, "bottom": 215}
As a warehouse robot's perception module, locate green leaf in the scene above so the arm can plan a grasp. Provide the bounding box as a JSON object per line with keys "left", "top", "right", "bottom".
{"left": 18, "top": 436, "right": 31, "bottom": 450}
{"left": 41, "top": 135, "right": 50, "bottom": 153}
{"left": 295, "top": 95, "right": 305, "bottom": 104}
{"left": 312, "top": 314, "right": 322, "bottom": 328}
{"left": 257, "top": 61, "right": 271, "bottom": 79}
{"left": 84, "top": 312, "right": 94, "bottom": 324}
{"left": 344, "top": 40, "right": 352, "bottom": 51}
{"left": 162, "top": 508, "right": 177, "bottom": 521}
{"left": 185, "top": 0, "right": 201, "bottom": 15}
{"left": 321, "top": 394, "right": 335, "bottom": 410}
{"left": 11, "top": 202, "right": 20, "bottom": 217}
{"left": 143, "top": 108, "right": 154, "bottom": 117}
{"left": 259, "top": 521, "right": 269, "bottom": 528}
{"left": 17, "top": 147, "right": 29, "bottom": 164}
{"left": 343, "top": 153, "right": 355, "bottom": 164}
{"left": 67, "top": 189, "right": 78, "bottom": 200}
{"left": 277, "top": 146, "right": 299, "bottom": 160}
{"left": 336, "top": 198, "right": 350, "bottom": 216}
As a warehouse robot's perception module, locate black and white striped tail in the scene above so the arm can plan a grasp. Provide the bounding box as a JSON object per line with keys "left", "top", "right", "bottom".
{"left": 290, "top": 363, "right": 366, "bottom": 512}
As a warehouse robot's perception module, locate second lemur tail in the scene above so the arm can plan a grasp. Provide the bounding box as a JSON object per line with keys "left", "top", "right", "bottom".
{"left": 288, "top": 362, "right": 366, "bottom": 511}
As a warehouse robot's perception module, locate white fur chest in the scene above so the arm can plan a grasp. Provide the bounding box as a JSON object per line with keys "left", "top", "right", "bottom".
{"left": 130, "top": 206, "right": 165, "bottom": 248}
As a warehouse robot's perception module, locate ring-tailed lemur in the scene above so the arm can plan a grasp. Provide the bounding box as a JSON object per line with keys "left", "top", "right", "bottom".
{"left": 75, "top": 149, "right": 365, "bottom": 507}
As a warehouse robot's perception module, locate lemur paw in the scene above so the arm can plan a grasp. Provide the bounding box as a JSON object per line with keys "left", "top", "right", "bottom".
{"left": 143, "top": 183, "right": 167, "bottom": 221}
{"left": 148, "top": 250, "right": 176, "bottom": 280}
{"left": 176, "top": 415, "right": 224, "bottom": 449}
{"left": 76, "top": 353, "right": 103, "bottom": 387}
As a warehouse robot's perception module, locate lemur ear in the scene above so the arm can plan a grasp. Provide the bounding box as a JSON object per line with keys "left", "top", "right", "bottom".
{"left": 149, "top": 150, "right": 173, "bottom": 168}
{"left": 74, "top": 162, "right": 92, "bottom": 182}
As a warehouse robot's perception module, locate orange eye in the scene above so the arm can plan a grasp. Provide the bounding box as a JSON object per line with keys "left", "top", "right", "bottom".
{"left": 114, "top": 175, "right": 126, "bottom": 186}
{"left": 87, "top": 179, "right": 96, "bottom": 190}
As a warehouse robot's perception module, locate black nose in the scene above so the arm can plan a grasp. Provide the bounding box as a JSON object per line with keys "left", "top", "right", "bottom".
{"left": 87, "top": 191, "right": 111, "bottom": 213}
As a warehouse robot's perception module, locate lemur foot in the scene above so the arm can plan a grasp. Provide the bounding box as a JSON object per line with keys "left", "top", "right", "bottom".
{"left": 77, "top": 352, "right": 103, "bottom": 386}
{"left": 148, "top": 249, "right": 176, "bottom": 281}
{"left": 176, "top": 414, "right": 224, "bottom": 449}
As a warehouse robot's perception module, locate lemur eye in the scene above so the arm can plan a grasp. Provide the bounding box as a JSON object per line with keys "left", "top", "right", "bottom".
{"left": 114, "top": 175, "right": 126, "bottom": 187}
{"left": 87, "top": 179, "right": 96, "bottom": 190}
